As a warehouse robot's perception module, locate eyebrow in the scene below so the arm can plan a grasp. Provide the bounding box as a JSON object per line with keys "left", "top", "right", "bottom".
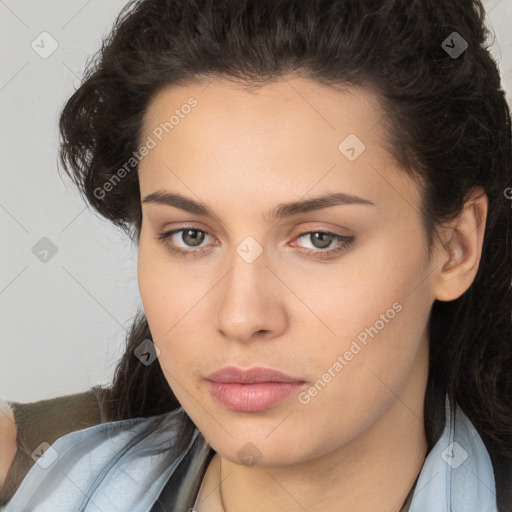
{"left": 141, "top": 190, "right": 375, "bottom": 220}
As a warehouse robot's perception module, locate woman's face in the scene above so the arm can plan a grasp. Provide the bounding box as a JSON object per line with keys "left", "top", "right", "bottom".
{"left": 137, "top": 75, "right": 437, "bottom": 466}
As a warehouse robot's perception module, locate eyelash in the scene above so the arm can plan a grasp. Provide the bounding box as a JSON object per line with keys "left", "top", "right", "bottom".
{"left": 155, "top": 227, "right": 355, "bottom": 260}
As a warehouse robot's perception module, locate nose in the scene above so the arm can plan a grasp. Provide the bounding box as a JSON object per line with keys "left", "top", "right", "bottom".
{"left": 214, "top": 248, "right": 288, "bottom": 344}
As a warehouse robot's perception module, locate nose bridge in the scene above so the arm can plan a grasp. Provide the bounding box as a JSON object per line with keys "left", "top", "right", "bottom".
{"left": 215, "top": 240, "right": 284, "bottom": 341}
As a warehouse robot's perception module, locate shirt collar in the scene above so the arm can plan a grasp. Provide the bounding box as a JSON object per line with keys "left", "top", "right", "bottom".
{"left": 408, "top": 394, "right": 498, "bottom": 511}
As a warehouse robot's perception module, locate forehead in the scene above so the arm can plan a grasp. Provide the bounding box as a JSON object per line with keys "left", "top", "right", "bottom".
{"left": 139, "top": 75, "right": 388, "bottom": 170}
{"left": 137, "top": 75, "right": 420, "bottom": 218}
{"left": 141, "top": 75, "right": 385, "bottom": 145}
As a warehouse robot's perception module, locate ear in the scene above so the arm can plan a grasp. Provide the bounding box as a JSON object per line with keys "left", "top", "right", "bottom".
{"left": 433, "top": 187, "right": 488, "bottom": 302}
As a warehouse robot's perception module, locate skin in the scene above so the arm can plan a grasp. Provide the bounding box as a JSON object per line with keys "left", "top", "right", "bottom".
{"left": 0, "top": 402, "right": 17, "bottom": 486}
{"left": 137, "top": 74, "right": 487, "bottom": 512}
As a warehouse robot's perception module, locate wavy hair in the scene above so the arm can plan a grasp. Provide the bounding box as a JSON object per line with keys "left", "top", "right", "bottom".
{"left": 58, "top": 0, "right": 512, "bottom": 463}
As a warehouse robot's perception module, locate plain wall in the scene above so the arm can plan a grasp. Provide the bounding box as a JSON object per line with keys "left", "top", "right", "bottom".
{"left": 1, "top": 0, "right": 511, "bottom": 402}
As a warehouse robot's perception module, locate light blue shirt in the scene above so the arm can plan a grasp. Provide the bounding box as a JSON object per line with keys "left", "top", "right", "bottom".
{"left": 5, "top": 395, "right": 499, "bottom": 511}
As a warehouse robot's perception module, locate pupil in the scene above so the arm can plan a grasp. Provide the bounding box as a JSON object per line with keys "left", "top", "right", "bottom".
{"left": 312, "top": 233, "right": 332, "bottom": 249}
{"left": 184, "top": 229, "right": 204, "bottom": 247}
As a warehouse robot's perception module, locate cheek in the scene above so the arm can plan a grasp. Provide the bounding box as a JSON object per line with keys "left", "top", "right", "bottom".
{"left": 291, "top": 229, "right": 431, "bottom": 396}
{"left": 287, "top": 224, "right": 429, "bottom": 342}
{"left": 136, "top": 239, "right": 211, "bottom": 389}
{"left": 137, "top": 239, "right": 203, "bottom": 337}
{"left": 303, "top": 292, "right": 430, "bottom": 445}
{"left": 137, "top": 245, "right": 170, "bottom": 335}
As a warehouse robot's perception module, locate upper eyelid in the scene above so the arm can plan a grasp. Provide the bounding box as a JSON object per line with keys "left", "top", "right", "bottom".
{"left": 164, "top": 227, "right": 348, "bottom": 246}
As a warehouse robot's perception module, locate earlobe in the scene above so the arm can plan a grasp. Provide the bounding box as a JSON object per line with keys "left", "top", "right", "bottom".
{"left": 433, "top": 188, "right": 488, "bottom": 302}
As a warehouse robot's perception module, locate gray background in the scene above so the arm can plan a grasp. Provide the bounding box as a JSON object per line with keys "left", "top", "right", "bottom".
{"left": 1, "top": 0, "right": 511, "bottom": 402}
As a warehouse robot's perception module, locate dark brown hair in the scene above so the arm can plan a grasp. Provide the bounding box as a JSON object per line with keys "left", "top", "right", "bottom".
{"left": 58, "top": 0, "right": 512, "bottom": 462}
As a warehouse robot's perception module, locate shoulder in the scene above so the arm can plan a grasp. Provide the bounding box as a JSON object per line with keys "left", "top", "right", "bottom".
{"left": 4, "top": 406, "right": 199, "bottom": 512}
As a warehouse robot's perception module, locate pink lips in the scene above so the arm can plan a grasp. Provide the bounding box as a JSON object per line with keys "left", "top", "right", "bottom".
{"left": 205, "top": 366, "right": 307, "bottom": 412}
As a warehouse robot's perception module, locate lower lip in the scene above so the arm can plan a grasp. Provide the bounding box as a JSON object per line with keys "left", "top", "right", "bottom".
{"left": 206, "top": 381, "right": 306, "bottom": 412}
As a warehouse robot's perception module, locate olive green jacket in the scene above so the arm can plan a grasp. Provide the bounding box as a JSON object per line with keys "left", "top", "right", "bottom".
{"left": 0, "top": 387, "right": 109, "bottom": 505}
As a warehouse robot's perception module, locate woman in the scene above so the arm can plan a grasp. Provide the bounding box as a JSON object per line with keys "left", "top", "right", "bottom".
{"left": 1, "top": 0, "right": 511, "bottom": 510}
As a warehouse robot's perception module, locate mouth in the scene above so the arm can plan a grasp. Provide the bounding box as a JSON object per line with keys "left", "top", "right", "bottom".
{"left": 205, "top": 366, "right": 307, "bottom": 412}
{"left": 205, "top": 365, "right": 306, "bottom": 384}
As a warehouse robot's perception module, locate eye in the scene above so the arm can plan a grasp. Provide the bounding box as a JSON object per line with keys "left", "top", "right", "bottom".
{"left": 155, "top": 228, "right": 214, "bottom": 258}
{"left": 155, "top": 227, "right": 355, "bottom": 260}
{"left": 291, "top": 230, "right": 355, "bottom": 259}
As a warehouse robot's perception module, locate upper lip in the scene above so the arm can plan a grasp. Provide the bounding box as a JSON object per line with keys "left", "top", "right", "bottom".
{"left": 206, "top": 366, "right": 305, "bottom": 384}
